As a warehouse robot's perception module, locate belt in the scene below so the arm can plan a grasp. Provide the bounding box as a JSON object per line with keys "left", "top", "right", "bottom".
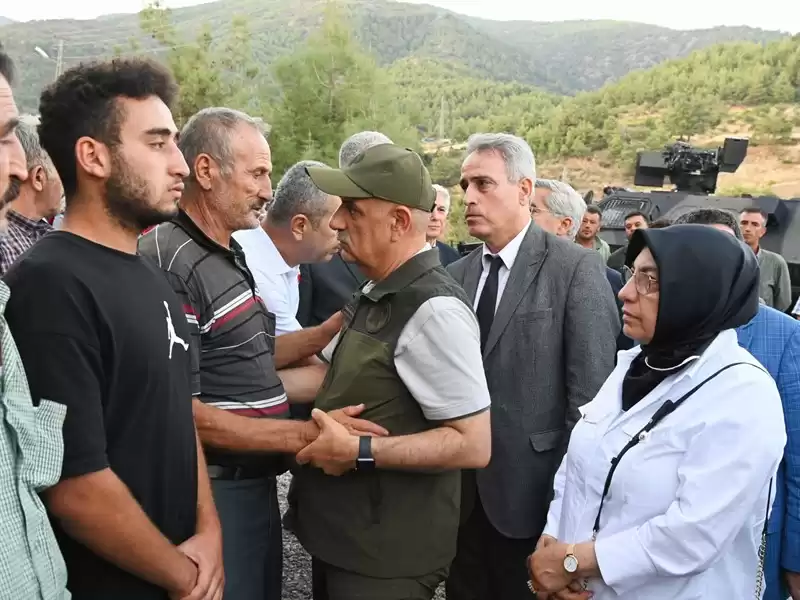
{"left": 207, "top": 464, "right": 278, "bottom": 481}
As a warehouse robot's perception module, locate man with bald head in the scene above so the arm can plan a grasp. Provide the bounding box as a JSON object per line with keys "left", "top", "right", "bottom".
{"left": 285, "top": 143, "right": 492, "bottom": 599}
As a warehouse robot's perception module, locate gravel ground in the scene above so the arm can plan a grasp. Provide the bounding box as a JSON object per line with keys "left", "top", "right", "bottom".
{"left": 278, "top": 473, "right": 447, "bottom": 599}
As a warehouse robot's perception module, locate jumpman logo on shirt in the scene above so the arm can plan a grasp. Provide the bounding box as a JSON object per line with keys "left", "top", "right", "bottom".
{"left": 164, "top": 301, "right": 189, "bottom": 359}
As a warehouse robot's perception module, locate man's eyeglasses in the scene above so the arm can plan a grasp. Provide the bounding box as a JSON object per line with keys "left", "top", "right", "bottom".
{"left": 621, "top": 266, "right": 659, "bottom": 295}
{"left": 530, "top": 205, "right": 551, "bottom": 216}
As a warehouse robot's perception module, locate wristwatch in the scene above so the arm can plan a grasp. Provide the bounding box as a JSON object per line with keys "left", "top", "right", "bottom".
{"left": 563, "top": 544, "right": 579, "bottom": 574}
{"left": 356, "top": 436, "right": 375, "bottom": 471}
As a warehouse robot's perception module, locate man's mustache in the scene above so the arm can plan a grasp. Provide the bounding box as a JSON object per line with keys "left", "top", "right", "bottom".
{"left": 0, "top": 177, "right": 22, "bottom": 210}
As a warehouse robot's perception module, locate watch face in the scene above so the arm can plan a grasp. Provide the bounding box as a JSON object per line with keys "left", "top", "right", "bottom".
{"left": 564, "top": 555, "right": 578, "bottom": 573}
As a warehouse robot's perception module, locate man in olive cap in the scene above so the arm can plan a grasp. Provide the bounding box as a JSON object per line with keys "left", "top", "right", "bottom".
{"left": 285, "top": 143, "right": 492, "bottom": 599}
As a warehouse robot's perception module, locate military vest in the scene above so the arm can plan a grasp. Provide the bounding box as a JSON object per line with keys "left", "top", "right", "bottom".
{"left": 294, "top": 248, "right": 471, "bottom": 578}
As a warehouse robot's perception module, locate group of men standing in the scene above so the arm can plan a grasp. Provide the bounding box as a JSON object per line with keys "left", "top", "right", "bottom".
{"left": 5, "top": 44, "right": 798, "bottom": 600}
{"left": 0, "top": 48, "right": 623, "bottom": 600}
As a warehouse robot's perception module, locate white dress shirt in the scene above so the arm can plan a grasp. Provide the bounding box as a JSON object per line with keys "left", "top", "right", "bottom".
{"left": 233, "top": 227, "right": 301, "bottom": 336}
{"left": 473, "top": 219, "right": 531, "bottom": 312}
{"left": 544, "top": 329, "right": 785, "bottom": 599}
{"left": 323, "top": 245, "right": 491, "bottom": 421}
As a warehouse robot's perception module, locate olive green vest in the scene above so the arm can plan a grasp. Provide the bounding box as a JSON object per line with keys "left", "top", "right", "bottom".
{"left": 294, "top": 249, "right": 471, "bottom": 578}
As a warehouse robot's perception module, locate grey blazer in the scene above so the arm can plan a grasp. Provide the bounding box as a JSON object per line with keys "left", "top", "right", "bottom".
{"left": 447, "top": 224, "right": 619, "bottom": 539}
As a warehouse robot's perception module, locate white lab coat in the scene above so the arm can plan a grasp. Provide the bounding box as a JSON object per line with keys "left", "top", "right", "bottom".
{"left": 543, "top": 329, "right": 786, "bottom": 599}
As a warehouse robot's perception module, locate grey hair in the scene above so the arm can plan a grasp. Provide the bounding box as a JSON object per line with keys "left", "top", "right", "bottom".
{"left": 673, "top": 208, "right": 743, "bottom": 241}
{"left": 267, "top": 160, "right": 331, "bottom": 227}
{"left": 432, "top": 184, "right": 451, "bottom": 213}
{"left": 535, "top": 179, "right": 586, "bottom": 240}
{"left": 179, "top": 107, "right": 265, "bottom": 179}
{"left": 465, "top": 133, "right": 536, "bottom": 183}
{"left": 339, "top": 131, "right": 393, "bottom": 168}
{"left": 16, "top": 115, "right": 52, "bottom": 171}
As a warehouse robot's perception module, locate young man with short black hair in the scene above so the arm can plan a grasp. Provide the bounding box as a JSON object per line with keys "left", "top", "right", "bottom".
{"left": 4, "top": 58, "right": 222, "bottom": 600}
{"left": 607, "top": 210, "right": 650, "bottom": 271}
{"left": 575, "top": 204, "right": 610, "bottom": 261}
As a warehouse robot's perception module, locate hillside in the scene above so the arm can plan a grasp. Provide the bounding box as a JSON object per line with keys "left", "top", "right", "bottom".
{"left": 1, "top": 0, "right": 788, "bottom": 112}
{"left": 468, "top": 20, "right": 784, "bottom": 92}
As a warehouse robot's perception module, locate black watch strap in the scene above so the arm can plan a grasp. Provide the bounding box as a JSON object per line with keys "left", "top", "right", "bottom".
{"left": 356, "top": 436, "right": 375, "bottom": 471}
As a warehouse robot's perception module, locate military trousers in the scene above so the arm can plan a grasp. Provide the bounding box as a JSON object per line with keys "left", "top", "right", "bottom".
{"left": 311, "top": 558, "right": 448, "bottom": 600}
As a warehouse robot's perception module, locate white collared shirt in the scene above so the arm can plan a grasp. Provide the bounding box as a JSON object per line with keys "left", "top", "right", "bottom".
{"left": 233, "top": 227, "right": 301, "bottom": 336}
{"left": 473, "top": 219, "right": 532, "bottom": 313}
{"left": 543, "top": 329, "right": 785, "bottom": 599}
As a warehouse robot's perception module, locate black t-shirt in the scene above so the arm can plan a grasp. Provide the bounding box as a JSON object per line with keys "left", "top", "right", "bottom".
{"left": 3, "top": 231, "right": 197, "bottom": 600}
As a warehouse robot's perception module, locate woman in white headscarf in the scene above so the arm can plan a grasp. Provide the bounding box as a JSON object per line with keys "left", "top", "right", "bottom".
{"left": 527, "top": 225, "right": 786, "bottom": 600}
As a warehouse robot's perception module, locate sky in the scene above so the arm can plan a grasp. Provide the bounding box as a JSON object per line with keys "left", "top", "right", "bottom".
{"left": 2, "top": 0, "right": 799, "bottom": 33}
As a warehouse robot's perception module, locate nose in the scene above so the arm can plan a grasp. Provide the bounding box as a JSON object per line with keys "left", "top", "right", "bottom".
{"left": 260, "top": 176, "right": 273, "bottom": 200}
{"left": 330, "top": 204, "right": 347, "bottom": 232}
{"left": 618, "top": 276, "right": 637, "bottom": 303}
{"left": 464, "top": 187, "right": 480, "bottom": 206}
{"left": 171, "top": 143, "right": 190, "bottom": 179}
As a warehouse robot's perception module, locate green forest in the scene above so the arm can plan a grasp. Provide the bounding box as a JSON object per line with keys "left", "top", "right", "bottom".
{"left": 125, "top": 2, "right": 800, "bottom": 172}
{"left": 1, "top": 0, "right": 789, "bottom": 109}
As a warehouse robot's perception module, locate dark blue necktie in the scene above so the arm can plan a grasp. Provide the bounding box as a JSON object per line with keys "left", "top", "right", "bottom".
{"left": 475, "top": 256, "right": 503, "bottom": 351}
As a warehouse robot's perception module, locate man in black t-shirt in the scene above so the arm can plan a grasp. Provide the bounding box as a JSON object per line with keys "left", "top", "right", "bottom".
{"left": 3, "top": 59, "right": 223, "bottom": 600}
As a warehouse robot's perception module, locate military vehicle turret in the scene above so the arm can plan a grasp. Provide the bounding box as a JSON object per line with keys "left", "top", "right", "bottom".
{"left": 596, "top": 137, "right": 800, "bottom": 302}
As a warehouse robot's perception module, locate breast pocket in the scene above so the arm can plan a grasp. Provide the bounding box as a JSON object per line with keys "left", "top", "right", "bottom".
{"left": 563, "top": 408, "right": 609, "bottom": 491}
{"left": 616, "top": 422, "right": 685, "bottom": 514}
{"left": 513, "top": 308, "right": 552, "bottom": 327}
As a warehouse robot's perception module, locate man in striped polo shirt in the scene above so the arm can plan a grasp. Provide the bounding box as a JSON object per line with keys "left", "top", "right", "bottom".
{"left": 139, "top": 107, "right": 385, "bottom": 600}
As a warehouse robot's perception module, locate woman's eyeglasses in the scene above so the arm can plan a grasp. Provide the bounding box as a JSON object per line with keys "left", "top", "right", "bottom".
{"left": 621, "top": 266, "right": 659, "bottom": 295}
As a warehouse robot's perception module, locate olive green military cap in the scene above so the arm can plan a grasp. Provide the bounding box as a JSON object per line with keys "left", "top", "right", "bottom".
{"left": 305, "top": 143, "right": 435, "bottom": 212}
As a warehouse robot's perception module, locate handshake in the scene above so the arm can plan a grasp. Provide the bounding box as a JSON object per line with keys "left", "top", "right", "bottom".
{"left": 295, "top": 404, "right": 388, "bottom": 476}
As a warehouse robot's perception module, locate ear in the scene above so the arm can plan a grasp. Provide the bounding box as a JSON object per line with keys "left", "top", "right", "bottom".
{"left": 561, "top": 217, "right": 574, "bottom": 237}
{"left": 75, "top": 136, "right": 112, "bottom": 183}
{"left": 519, "top": 177, "right": 533, "bottom": 206}
{"left": 30, "top": 165, "right": 46, "bottom": 193}
{"left": 194, "top": 154, "right": 216, "bottom": 191}
{"left": 391, "top": 206, "right": 413, "bottom": 240}
{"left": 290, "top": 214, "right": 310, "bottom": 240}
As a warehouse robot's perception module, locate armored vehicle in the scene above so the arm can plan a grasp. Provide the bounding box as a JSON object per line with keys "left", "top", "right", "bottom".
{"left": 596, "top": 138, "right": 800, "bottom": 302}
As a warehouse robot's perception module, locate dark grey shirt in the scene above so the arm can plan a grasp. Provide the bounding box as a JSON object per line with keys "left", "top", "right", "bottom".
{"left": 756, "top": 248, "right": 791, "bottom": 312}
{"left": 139, "top": 211, "right": 288, "bottom": 469}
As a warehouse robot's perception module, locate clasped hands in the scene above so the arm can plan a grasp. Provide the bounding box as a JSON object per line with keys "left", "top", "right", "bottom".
{"left": 527, "top": 535, "right": 593, "bottom": 600}
{"left": 296, "top": 405, "right": 388, "bottom": 475}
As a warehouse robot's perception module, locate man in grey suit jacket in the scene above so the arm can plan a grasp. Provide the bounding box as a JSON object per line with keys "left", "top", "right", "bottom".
{"left": 445, "top": 134, "right": 619, "bottom": 600}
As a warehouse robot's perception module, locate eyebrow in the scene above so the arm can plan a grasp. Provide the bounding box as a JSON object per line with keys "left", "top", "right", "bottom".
{"left": 145, "top": 127, "right": 178, "bottom": 139}
{"left": 0, "top": 117, "right": 19, "bottom": 138}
